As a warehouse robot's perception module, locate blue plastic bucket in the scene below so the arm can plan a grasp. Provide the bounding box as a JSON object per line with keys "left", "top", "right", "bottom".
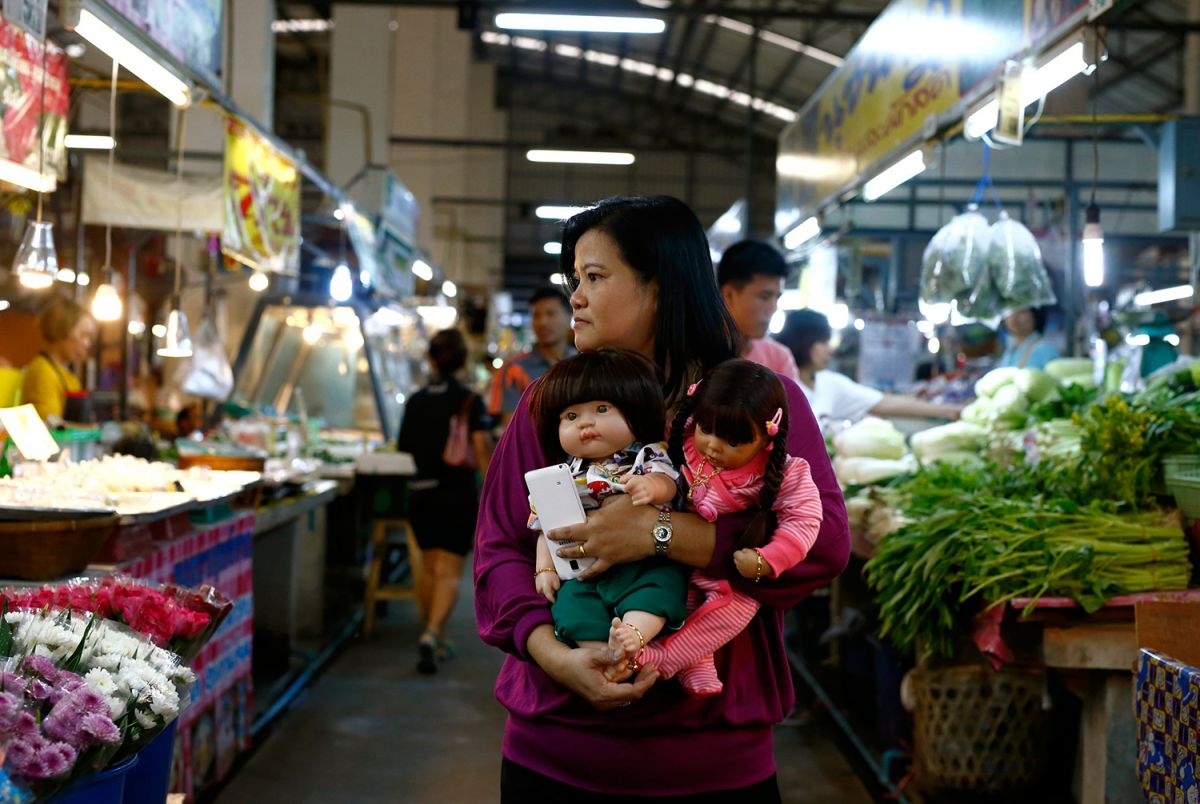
{"left": 121, "top": 721, "right": 178, "bottom": 804}
{"left": 50, "top": 754, "right": 138, "bottom": 804}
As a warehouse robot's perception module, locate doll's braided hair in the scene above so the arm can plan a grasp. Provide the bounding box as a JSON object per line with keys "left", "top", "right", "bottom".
{"left": 667, "top": 359, "right": 790, "bottom": 549}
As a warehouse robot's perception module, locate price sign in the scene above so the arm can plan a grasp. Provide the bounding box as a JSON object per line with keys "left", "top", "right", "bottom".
{"left": 2, "top": 0, "right": 47, "bottom": 38}
{"left": 994, "top": 60, "right": 1025, "bottom": 146}
{"left": 0, "top": 404, "right": 59, "bottom": 461}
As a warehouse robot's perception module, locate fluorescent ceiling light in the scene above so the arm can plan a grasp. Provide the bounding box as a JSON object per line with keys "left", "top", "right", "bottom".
{"left": 416, "top": 305, "right": 458, "bottom": 330}
{"left": 0, "top": 159, "right": 55, "bottom": 193}
{"left": 965, "top": 39, "right": 1095, "bottom": 139}
{"left": 330, "top": 263, "right": 353, "bottom": 302}
{"left": 827, "top": 303, "right": 850, "bottom": 331}
{"left": 65, "top": 134, "right": 116, "bottom": 150}
{"left": 65, "top": 43, "right": 86, "bottom": 58}
{"left": 271, "top": 19, "right": 333, "bottom": 33}
{"left": 544, "top": 242, "right": 563, "bottom": 255}
{"left": 527, "top": 149, "right": 635, "bottom": 166}
{"left": 637, "top": 0, "right": 671, "bottom": 7}
{"left": 549, "top": 272, "right": 565, "bottom": 285}
{"left": 536, "top": 205, "right": 589, "bottom": 220}
{"left": 496, "top": 13, "right": 665, "bottom": 34}
{"left": 0, "top": 300, "right": 8, "bottom": 311}
{"left": 76, "top": 9, "right": 192, "bottom": 107}
{"left": 442, "top": 280, "right": 457, "bottom": 298}
{"left": 1082, "top": 205, "right": 1104, "bottom": 288}
{"left": 480, "top": 32, "right": 797, "bottom": 123}
{"left": 706, "top": 15, "right": 842, "bottom": 68}
{"left": 863, "top": 150, "right": 927, "bottom": 201}
{"left": 1134, "top": 285, "right": 1194, "bottom": 306}
{"left": 783, "top": 216, "right": 820, "bottom": 250}
{"left": 412, "top": 259, "right": 433, "bottom": 281}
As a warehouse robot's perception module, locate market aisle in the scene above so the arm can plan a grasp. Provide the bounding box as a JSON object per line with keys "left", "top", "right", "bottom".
{"left": 217, "top": 568, "right": 872, "bottom": 803}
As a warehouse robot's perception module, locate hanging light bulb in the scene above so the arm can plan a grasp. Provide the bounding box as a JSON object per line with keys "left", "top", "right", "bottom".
{"left": 249, "top": 271, "right": 269, "bottom": 292}
{"left": 330, "top": 263, "right": 353, "bottom": 302}
{"left": 1082, "top": 203, "right": 1104, "bottom": 288}
{"left": 91, "top": 275, "right": 123, "bottom": 321}
{"left": 13, "top": 221, "right": 58, "bottom": 289}
{"left": 157, "top": 301, "right": 193, "bottom": 357}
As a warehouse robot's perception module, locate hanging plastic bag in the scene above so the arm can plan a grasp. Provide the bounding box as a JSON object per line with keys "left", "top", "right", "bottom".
{"left": 182, "top": 313, "right": 234, "bottom": 401}
{"left": 988, "top": 211, "right": 1056, "bottom": 309}
{"left": 920, "top": 206, "right": 991, "bottom": 306}
{"left": 956, "top": 244, "right": 1002, "bottom": 319}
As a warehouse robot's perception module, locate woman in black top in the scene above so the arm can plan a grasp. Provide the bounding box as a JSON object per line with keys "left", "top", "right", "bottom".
{"left": 397, "top": 328, "right": 491, "bottom": 673}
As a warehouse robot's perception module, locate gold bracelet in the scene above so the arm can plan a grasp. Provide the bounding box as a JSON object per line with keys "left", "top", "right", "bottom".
{"left": 624, "top": 621, "right": 646, "bottom": 653}
{"left": 533, "top": 567, "right": 556, "bottom": 577}
{"left": 754, "top": 550, "right": 764, "bottom": 584}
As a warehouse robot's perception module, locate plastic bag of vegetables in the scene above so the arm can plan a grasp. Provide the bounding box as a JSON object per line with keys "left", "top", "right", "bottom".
{"left": 921, "top": 206, "right": 991, "bottom": 306}
{"left": 989, "top": 211, "right": 1056, "bottom": 309}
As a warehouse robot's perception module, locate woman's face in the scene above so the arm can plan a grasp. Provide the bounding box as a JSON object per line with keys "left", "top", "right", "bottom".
{"left": 59, "top": 317, "right": 96, "bottom": 363}
{"left": 808, "top": 340, "right": 833, "bottom": 372}
{"left": 1004, "top": 309, "right": 1036, "bottom": 338}
{"left": 567, "top": 229, "right": 658, "bottom": 356}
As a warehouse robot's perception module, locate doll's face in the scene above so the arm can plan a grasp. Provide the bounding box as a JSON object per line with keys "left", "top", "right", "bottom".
{"left": 693, "top": 422, "right": 768, "bottom": 470}
{"left": 558, "top": 400, "right": 636, "bottom": 460}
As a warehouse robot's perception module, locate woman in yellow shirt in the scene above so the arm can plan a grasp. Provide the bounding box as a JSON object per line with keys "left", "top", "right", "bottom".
{"left": 21, "top": 298, "right": 96, "bottom": 421}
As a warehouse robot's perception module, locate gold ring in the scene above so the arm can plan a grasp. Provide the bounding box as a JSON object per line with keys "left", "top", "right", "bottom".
{"left": 578, "top": 543, "right": 587, "bottom": 557}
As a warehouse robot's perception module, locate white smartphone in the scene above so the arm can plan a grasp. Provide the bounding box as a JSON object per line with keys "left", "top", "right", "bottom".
{"left": 524, "top": 463, "right": 593, "bottom": 580}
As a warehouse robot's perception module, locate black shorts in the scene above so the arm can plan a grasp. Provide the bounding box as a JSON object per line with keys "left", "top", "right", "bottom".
{"left": 408, "top": 481, "right": 478, "bottom": 556}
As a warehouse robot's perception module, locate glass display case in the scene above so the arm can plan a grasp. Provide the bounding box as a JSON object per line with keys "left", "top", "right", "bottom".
{"left": 232, "top": 299, "right": 434, "bottom": 441}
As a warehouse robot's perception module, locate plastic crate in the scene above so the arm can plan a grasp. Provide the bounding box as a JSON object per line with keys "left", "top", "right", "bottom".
{"left": 1163, "top": 454, "right": 1200, "bottom": 480}
{"left": 1167, "top": 469, "right": 1200, "bottom": 520}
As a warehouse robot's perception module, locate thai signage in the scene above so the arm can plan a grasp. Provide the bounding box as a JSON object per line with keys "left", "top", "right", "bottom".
{"left": 102, "top": 0, "right": 223, "bottom": 85}
{"left": 776, "top": 0, "right": 1089, "bottom": 231}
{"left": 222, "top": 118, "right": 300, "bottom": 273}
{"left": 0, "top": 19, "right": 67, "bottom": 185}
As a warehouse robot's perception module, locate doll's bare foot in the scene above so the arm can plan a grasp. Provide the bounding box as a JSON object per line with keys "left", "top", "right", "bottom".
{"left": 607, "top": 617, "right": 645, "bottom": 669}
{"left": 603, "top": 659, "right": 635, "bottom": 683}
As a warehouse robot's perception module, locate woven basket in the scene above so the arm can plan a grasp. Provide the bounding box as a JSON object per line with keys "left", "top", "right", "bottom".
{"left": 911, "top": 664, "right": 1047, "bottom": 794}
{"left": 176, "top": 454, "right": 266, "bottom": 472}
{"left": 0, "top": 515, "right": 118, "bottom": 580}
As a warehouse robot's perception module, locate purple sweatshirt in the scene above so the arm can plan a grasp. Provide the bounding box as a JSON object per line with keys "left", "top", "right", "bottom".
{"left": 473, "top": 373, "right": 849, "bottom": 795}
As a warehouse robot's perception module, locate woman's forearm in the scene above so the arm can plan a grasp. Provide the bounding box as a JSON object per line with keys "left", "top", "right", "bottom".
{"left": 526, "top": 622, "right": 569, "bottom": 671}
{"left": 870, "top": 394, "right": 962, "bottom": 420}
{"left": 663, "top": 509, "right": 718, "bottom": 569}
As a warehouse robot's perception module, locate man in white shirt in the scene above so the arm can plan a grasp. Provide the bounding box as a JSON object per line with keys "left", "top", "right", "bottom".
{"left": 717, "top": 241, "right": 800, "bottom": 382}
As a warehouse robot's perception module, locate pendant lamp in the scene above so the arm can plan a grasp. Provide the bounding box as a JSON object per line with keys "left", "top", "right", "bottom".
{"left": 92, "top": 61, "right": 123, "bottom": 321}
{"left": 158, "top": 107, "right": 192, "bottom": 358}
{"left": 13, "top": 33, "right": 56, "bottom": 289}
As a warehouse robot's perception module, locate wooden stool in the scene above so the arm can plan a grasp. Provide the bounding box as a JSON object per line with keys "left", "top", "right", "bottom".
{"left": 362, "top": 517, "right": 424, "bottom": 638}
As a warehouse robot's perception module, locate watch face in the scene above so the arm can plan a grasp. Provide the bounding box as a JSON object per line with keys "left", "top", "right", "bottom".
{"left": 653, "top": 525, "right": 671, "bottom": 542}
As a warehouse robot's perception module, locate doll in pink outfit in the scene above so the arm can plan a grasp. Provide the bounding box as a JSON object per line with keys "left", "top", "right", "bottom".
{"left": 621, "top": 359, "right": 824, "bottom": 696}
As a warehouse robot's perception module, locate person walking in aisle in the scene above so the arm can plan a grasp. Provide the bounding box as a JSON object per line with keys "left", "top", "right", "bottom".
{"left": 398, "top": 328, "right": 491, "bottom": 674}
{"left": 718, "top": 240, "right": 800, "bottom": 383}
{"left": 488, "top": 286, "right": 575, "bottom": 430}
{"left": 778, "top": 309, "right": 963, "bottom": 431}
{"left": 474, "top": 195, "right": 849, "bottom": 801}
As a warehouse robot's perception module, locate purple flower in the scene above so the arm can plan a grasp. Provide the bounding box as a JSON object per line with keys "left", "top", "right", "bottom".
{"left": 25, "top": 680, "right": 52, "bottom": 702}
{"left": 71, "top": 689, "right": 108, "bottom": 716}
{"left": 20, "top": 656, "right": 59, "bottom": 685}
{"left": 0, "top": 672, "right": 24, "bottom": 696}
{"left": 5, "top": 734, "right": 76, "bottom": 780}
{"left": 79, "top": 712, "right": 120, "bottom": 745}
{"left": 11, "top": 712, "right": 37, "bottom": 738}
{"left": 0, "top": 691, "right": 22, "bottom": 730}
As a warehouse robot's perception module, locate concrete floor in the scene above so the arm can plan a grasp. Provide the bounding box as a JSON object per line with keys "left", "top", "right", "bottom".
{"left": 217, "top": 575, "right": 874, "bottom": 803}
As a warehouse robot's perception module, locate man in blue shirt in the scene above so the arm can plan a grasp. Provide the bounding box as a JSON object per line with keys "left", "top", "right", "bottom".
{"left": 488, "top": 286, "right": 575, "bottom": 428}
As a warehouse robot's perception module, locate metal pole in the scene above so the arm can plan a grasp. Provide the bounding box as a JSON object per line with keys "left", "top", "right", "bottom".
{"left": 1064, "top": 141, "right": 1078, "bottom": 357}
{"left": 1187, "top": 0, "right": 1200, "bottom": 115}
{"left": 744, "top": 22, "right": 758, "bottom": 233}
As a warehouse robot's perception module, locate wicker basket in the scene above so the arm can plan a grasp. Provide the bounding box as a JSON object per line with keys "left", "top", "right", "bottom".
{"left": 0, "top": 515, "right": 118, "bottom": 580}
{"left": 910, "top": 664, "right": 1048, "bottom": 794}
{"left": 176, "top": 454, "right": 266, "bottom": 472}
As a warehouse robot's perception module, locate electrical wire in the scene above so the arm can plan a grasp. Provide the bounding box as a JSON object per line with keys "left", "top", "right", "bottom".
{"left": 1090, "top": 31, "right": 1100, "bottom": 208}
{"left": 173, "top": 107, "right": 188, "bottom": 297}
{"left": 35, "top": 35, "right": 49, "bottom": 222}
{"left": 104, "top": 60, "right": 117, "bottom": 276}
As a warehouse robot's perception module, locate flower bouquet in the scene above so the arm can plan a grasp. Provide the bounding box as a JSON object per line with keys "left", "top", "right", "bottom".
{"left": 0, "top": 643, "right": 125, "bottom": 800}
{"left": 0, "top": 575, "right": 232, "bottom": 662}
{"left": 2, "top": 606, "right": 196, "bottom": 755}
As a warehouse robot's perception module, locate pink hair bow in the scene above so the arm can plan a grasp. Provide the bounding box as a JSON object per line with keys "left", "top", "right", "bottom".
{"left": 765, "top": 408, "right": 783, "bottom": 437}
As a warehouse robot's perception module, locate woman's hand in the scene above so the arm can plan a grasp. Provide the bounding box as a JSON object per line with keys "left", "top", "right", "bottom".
{"left": 527, "top": 624, "right": 659, "bottom": 710}
{"left": 546, "top": 494, "right": 657, "bottom": 581}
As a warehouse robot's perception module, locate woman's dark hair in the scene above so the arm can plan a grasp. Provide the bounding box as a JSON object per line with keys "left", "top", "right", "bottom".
{"left": 37, "top": 297, "right": 89, "bottom": 344}
{"left": 667, "top": 359, "right": 790, "bottom": 550}
{"left": 428, "top": 328, "right": 467, "bottom": 378}
{"left": 777, "top": 309, "right": 833, "bottom": 370}
{"left": 528, "top": 349, "right": 665, "bottom": 462}
{"left": 1030, "top": 306, "right": 1047, "bottom": 334}
{"left": 560, "top": 196, "right": 741, "bottom": 405}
